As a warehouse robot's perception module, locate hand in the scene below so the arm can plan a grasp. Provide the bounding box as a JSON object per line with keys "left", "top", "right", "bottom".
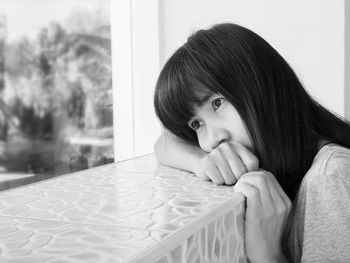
{"left": 192, "top": 141, "right": 259, "bottom": 185}
{"left": 234, "top": 170, "right": 292, "bottom": 263}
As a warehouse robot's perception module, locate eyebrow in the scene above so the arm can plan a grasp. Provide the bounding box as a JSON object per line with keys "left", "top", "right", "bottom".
{"left": 196, "top": 93, "right": 214, "bottom": 106}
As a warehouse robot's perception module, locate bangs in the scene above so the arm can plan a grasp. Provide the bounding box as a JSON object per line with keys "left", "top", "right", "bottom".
{"left": 154, "top": 47, "right": 219, "bottom": 143}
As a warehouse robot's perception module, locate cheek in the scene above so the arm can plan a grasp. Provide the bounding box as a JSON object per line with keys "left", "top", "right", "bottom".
{"left": 242, "top": 133, "right": 254, "bottom": 151}
{"left": 238, "top": 125, "right": 255, "bottom": 152}
{"left": 226, "top": 111, "right": 254, "bottom": 149}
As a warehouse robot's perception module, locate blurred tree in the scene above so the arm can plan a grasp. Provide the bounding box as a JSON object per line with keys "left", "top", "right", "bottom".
{"left": 1, "top": 5, "right": 113, "bottom": 174}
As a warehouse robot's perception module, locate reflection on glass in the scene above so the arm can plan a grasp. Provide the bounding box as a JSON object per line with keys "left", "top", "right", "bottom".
{"left": 0, "top": 0, "right": 113, "bottom": 190}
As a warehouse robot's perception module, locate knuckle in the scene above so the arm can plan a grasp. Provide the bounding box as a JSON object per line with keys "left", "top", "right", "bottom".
{"left": 249, "top": 187, "right": 259, "bottom": 197}
{"left": 245, "top": 156, "right": 259, "bottom": 171}
{"left": 221, "top": 142, "right": 235, "bottom": 153}
{"left": 210, "top": 174, "right": 224, "bottom": 185}
{"left": 209, "top": 149, "right": 221, "bottom": 159}
{"left": 208, "top": 150, "right": 216, "bottom": 158}
{"left": 254, "top": 175, "right": 265, "bottom": 186}
{"left": 265, "top": 171, "right": 274, "bottom": 178}
{"left": 244, "top": 162, "right": 254, "bottom": 172}
{"left": 214, "top": 179, "right": 224, "bottom": 185}
{"left": 277, "top": 202, "right": 291, "bottom": 216}
{"left": 252, "top": 154, "right": 259, "bottom": 164}
{"left": 217, "top": 142, "right": 226, "bottom": 150}
{"left": 258, "top": 170, "right": 268, "bottom": 176}
{"left": 280, "top": 207, "right": 290, "bottom": 218}
{"left": 230, "top": 141, "right": 240, "bottom": 147}
{"left": 225, "top": 177, "right": 237, "bottom": 186}
{"left": 257, "top": 170, "right": 272, "bottom": 180}
{"left": 239, "top": 172, "right": 251, "bottom": 181}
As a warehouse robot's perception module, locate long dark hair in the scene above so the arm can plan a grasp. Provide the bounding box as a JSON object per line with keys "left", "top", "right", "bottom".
{"left": 154, "top": 23, "right": 350, "bottom": 199}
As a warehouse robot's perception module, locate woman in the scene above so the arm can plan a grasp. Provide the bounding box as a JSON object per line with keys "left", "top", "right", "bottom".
{"left": 154, "top": 23, "right": 350, "bottom": 262}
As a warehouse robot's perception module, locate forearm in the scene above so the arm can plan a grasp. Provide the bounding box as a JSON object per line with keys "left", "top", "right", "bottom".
{"left": 154, "top": 131, "right": 205, "bottom": 173}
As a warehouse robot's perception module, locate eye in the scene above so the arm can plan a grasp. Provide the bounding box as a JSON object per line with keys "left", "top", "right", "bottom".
{"left": 212, "top": 98, "right": 225, "bottom": 110}
{"left": 190, "top": 120, "right": 202, "bottom": 131}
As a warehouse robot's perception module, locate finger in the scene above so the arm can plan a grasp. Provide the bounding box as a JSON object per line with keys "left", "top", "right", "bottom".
{"left": 267, "top": 175, "right": 292, "bottom": 224}
{"left": 239, "top": 172, "right": 274, "bottom": 208}
{"left": 239, "top": 171, "right": 290, "bottom": 225}
{"left": 267, "top": 172, "right": 292, "bottom": 210}
{"left": 255, "top": 171, "right": 291, "bottom": 215}
{"left": 234, "top": 181, "right": 261, "bottom": 218}
{"left": 204, "top": 159, "right": 225, "bottom": 185}
{"left": 231, "top": 142, "right": 259, "bottom": 172}
{"left": 219, "top": 143, "right": 247, "bottom": 180}
{"left": 210, "top": 150, "right": 237, "bottom": 185}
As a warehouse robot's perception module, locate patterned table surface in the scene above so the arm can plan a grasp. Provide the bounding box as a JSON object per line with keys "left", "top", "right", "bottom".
{"left": 0, "top": 154, "right": 245, "bottom": 263}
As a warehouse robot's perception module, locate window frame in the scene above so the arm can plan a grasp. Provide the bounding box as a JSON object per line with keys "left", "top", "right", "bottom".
{"left": 111, "top": 0, "right": 160, "bottom": 162}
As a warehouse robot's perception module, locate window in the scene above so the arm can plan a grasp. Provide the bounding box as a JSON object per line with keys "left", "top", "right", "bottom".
{"left": 0, "top": 0, "right": 161, "bottom": 190}
{"left": 0, "top": 0, "right": 114, "bottom": 190}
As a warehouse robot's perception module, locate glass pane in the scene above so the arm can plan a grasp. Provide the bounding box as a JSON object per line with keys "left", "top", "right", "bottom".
{"left": 0, "top": 0, "right": 113, "bottom": 190}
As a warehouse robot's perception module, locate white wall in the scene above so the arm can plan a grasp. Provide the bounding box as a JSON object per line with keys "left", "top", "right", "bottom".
{"left": 346, "top": 0, "right": 350, "bottom": 119}
{"left": 158, "top": 0, "right": 346, "bottom": 117}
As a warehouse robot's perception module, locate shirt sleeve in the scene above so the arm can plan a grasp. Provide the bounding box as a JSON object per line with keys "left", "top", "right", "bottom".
{"left": 288, "top": 149, "right": 350, "bottom": 262}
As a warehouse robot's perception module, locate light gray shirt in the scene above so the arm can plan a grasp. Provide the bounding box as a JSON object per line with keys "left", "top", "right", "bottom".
{"left": 286, "top": 143, "right": 350, "bottom": 262}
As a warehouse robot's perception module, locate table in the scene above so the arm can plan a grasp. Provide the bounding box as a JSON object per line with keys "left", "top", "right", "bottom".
{"left": 0, "top": 154, "right": 247, "bottom": 262}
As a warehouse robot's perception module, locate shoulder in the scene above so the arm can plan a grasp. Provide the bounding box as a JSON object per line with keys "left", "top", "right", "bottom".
{"left": 286, "top": 144, "right": 350, "bottom": 262}
{"left": 322, "top": 144, "right": 350, "bottom": 181}
{"left": 302, "top": 143, "right": 350, "bottom": 187}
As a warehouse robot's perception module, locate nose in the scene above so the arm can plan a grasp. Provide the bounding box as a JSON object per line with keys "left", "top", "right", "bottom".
{"left": 207, "top": 126, "right": 231, "bottom": 150}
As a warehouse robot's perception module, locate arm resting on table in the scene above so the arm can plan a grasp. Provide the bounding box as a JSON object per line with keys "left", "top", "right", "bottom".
{"left": 154, "top": 131, "right": 205, "bottom": 173}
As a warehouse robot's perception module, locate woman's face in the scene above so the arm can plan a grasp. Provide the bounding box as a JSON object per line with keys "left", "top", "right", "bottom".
{"left": 187, "top": 94, "right": 254, "bottom": 153}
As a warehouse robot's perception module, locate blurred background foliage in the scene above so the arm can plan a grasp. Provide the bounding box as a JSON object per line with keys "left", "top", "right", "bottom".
{"left": 0, "top": 5, "right": 113, "bottom": 183}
